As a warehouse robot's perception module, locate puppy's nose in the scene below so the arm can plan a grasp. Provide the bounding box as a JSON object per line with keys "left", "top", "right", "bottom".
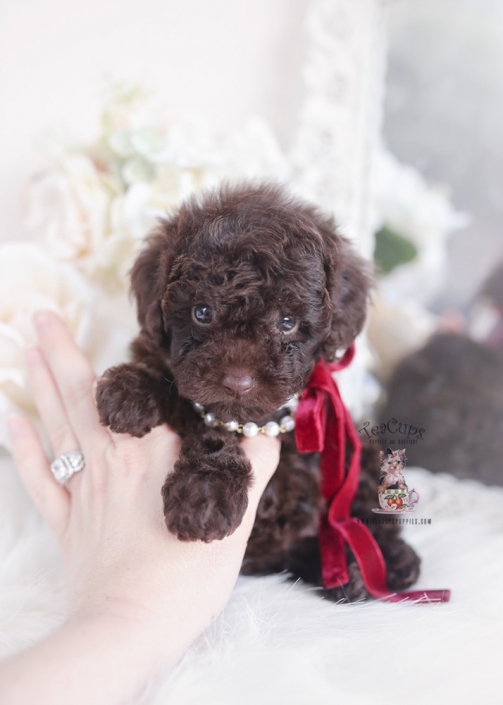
{"left": 222, "top": 369, "right": 254, "bottom": 396}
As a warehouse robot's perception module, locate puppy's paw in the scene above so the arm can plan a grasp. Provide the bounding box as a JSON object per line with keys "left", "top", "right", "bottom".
{"left": 324, "top": 560, "right": 370, "bottom": 603}
{"left": 162, "top": 444, "right": 252, "bottom": 541}
{"left": 382, "top": 538, "right": 421, "bottom": 591}
{"left": 96, "top": 364, "right": 164, "bottom": 437}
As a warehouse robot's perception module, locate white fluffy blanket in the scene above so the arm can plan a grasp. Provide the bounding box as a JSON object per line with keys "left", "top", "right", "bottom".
{"left": 1, "top": 451, "right": 502, "bottom": 704}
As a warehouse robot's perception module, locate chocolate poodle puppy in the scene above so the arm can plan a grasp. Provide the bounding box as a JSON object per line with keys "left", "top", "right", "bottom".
{"left": 96, "top": 184, "right": 420, "bottom": 601}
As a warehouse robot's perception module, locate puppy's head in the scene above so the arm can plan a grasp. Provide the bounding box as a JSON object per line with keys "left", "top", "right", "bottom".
{"left": 131, "top": 184, "right": 372, "bottom": 421}
{"left": 380, "top": 449, "right": 407, "bottom": 473}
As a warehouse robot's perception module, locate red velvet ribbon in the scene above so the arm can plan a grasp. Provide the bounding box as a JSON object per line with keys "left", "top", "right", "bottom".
{"left": 295, "top": 344, "right": 450, "bottom": 604}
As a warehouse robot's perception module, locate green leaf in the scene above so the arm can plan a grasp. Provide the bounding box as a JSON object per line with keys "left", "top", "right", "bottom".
{"left": 374, "top": 226, "right": 418, "bottom": 275}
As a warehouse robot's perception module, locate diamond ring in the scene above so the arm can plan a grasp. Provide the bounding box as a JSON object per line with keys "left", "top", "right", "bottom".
{"left": 50, "top": 451, "right": 85, "bottom": 486}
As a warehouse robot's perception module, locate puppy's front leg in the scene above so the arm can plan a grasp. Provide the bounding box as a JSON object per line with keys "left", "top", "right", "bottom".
{"left": 96, "top": 362, "right": 172, "bottom": 437}
{"left": 162, "top": 431, "right": 253, "bottom": 542}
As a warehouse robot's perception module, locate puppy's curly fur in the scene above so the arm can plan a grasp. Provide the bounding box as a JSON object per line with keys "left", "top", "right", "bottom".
{"left": 96, "top": 184, "right": 420, "bottom": 600}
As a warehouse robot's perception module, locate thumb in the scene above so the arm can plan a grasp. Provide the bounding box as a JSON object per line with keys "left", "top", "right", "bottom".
{"left": 240, "top": 434, "right": 280, "bottom": 507}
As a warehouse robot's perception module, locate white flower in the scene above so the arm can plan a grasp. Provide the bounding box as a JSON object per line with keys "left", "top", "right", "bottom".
{"left": 368, "top": 147, "right": 468, "bottom": 378}
{"left": 103, "top": 175, "right": 193, "bottom": 285}
{"left": 101, "top": 84, "right": 166, "bottom": 154}
{"left": 372, "top": 148, "right": 468, "bottom": 304}
{"left": 367, "top": 292, "right": 438, "bottom": 380}
{"left": 0, "top": 243, "right": 95, "bottom": 448}
{"left": 26, "top": 167, "right": 86, "bottom": 262}
{"left": 26, "top": 154, "right": 150, "bottom": 290}
{"left": 164, "top": 117, "right": 290, "bottom": 184}
{"left": 26, "top": 153, "right": 192, "bottom": 290}
{"left": 121, "top": 157, "right": 155, "bottom": 186}
{"left": 26, "top": 154, "right": 114, "bottom": 273}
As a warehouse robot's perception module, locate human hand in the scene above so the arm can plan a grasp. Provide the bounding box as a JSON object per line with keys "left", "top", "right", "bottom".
{"left": 6, "top": 311, "right": 280, "bottom": 690}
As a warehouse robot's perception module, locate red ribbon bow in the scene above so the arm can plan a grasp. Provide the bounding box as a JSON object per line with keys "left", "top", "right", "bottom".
{"left": 295, "top": 344, "right": 450, "bottom": 604}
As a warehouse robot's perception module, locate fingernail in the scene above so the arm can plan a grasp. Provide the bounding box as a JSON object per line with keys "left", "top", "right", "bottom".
{"left": 33, "top": 310, "right": 53, "bottom": 334}
{"left": 26, "top": 346, "right": 43, "bottom": 367}
{"left": 7, "top": 414, "right": 24, "bottom": 438}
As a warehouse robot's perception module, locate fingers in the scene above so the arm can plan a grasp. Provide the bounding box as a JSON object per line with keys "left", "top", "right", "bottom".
{"left": 25, "top": 347, "right": 80, "bottom": 458}
{"left": 32, "top": 311, "right": 110, "bottom": 453}
{"left": 7, "top": 414, "right": 70, "bottom": 539}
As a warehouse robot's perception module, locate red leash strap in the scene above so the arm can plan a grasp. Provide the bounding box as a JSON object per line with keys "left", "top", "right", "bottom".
{"left": 295, "top": 345, "right": 450, "bottom": 604}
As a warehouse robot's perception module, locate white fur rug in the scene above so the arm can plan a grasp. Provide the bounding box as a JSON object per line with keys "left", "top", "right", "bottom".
{"left": 1, "top": 450, "right": 502, "bottom": 704}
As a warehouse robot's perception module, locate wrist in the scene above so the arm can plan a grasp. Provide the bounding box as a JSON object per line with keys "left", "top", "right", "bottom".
{"left": 0, "top": 609, "right": 182, "bottom": 705}
{"left": 66, "top": 606, "right": 180, "bottom": 675}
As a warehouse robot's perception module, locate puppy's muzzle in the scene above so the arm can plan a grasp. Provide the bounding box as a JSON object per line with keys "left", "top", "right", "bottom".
{"left": 222, "top": 369, "right": 254, "bottom": 397}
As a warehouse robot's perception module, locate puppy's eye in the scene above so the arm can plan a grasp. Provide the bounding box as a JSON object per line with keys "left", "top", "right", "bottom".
{"left": 192, "top": 304, "right": 215, "bottom": 326}
{"left": 276, "top": 315, "right": 298, "bottom": 334}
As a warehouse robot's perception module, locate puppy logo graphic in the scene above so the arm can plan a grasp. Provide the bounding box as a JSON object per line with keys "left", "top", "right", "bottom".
{"left": 372, "top": 448, "right": 420, "bottom": 514}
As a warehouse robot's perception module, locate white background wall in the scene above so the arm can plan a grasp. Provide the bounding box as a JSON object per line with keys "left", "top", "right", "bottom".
{"left": 0, "top": 0, "right": 309, "bottom": 242}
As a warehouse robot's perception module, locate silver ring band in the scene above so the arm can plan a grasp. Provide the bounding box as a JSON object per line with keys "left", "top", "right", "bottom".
{"left": 50, "top": 451, "right": 85, "bottom": 486}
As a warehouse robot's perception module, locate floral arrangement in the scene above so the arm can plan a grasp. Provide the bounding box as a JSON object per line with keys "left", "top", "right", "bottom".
{"left": 0, "top": 84, "right": 290, "bottom": 448}
{"left": 367, "top": 148, "right": 468, "bottom": 379}
{"left": 26, "top": 84, "right": 290, "bottom": 291}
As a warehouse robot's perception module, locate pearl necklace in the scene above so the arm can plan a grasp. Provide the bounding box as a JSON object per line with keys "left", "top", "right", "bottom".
{"left": 193, "top": 395, "right": 299, "bottom": 437}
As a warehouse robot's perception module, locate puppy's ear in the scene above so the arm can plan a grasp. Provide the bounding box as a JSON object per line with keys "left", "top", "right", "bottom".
{"left": 379, "top": 450, "right": 386, "bottom": 464}
{"left": 130, "top": 217, "right": 179, "bottom": 351}
{"left": 319, "top": 234, "right": 373, "bottom": 361}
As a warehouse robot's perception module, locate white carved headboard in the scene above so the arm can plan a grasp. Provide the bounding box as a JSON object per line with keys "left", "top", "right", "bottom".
{"left": 293, "top": 0, "right": 387, "bottom": 418}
